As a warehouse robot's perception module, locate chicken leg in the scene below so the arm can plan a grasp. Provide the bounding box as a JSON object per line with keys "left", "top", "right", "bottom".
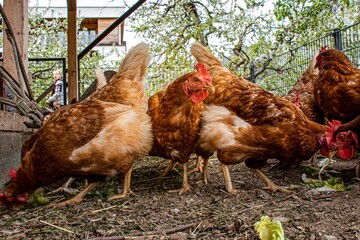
{"left": 158, "top": 160, "right": 177, "bottom": 178}
{"left": 220, "top": 163, "right": 238, "bottom": 194}
{"left": 48, "top": 182, "right": 99, "bottom": 207}
{"left": 168, "top": 163, "right": 191, "bottom": 195}
{"left": 251, "top": 168, "right": 291, "bottom": 193}
{"left": 189, "top": 155, "right": 204, "bottom": 174}
{"left": 201, "top": 157, "right": 209, "bottom": 184}
{"left": 189, "top": 155, "right": 209, "bottom": 184}
{"left": 108, "top": 169, "right": 134, "bottom": 200}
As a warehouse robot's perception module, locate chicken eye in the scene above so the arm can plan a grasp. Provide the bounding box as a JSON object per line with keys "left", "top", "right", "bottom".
{"left": 330, "top": 145, "right": 334, "bottom": 150}
{"left": 338, "top": 134, "right": 345, "bottom": 140}
{"left": 193, "top": 77, "right": 199, "bottom": 82}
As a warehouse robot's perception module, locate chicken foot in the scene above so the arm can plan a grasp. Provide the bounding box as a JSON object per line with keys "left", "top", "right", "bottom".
{"left": 220, "top": 163, "right": 238, "bottom": 194}
{"left": 251, "top": 168, "right": 291, "bottom": 193}
{"left": 168, "top": 163, "right": 191, "bottom": 195}
{"left": 108, "top": 169, "right": 134, "bottom": 200}
{"left": 48, "top": 182, "right": 99, "bottom": 207}
{"left": 48, "top": 178, "right": 89, "bottom": 195}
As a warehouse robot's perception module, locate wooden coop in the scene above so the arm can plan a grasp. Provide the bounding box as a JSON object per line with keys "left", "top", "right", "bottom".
{"left": 0, "top": 0, "right": 146, "bottom": 185}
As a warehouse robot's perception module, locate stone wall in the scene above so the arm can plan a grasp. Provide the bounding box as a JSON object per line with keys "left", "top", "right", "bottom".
{"left": 0, "top": 111, "right": 35, "bottom": 185}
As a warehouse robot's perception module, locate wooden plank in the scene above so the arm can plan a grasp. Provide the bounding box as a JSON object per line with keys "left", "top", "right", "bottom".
{"left": 3, "top": 0, "right": 29, "bottom": 87}
{"left": 67, "top": 4, "right": 78, "bottom": 102}
{"left": 0, "top": 111, "right": 34, "bottom": 132}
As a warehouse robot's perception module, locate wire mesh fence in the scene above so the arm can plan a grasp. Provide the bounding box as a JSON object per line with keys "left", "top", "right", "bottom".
{"left": 22, "top": 22, "right": 360, "bottom": 105}
{"left": 255, "top": 22, "right": 360, "bottom": 95}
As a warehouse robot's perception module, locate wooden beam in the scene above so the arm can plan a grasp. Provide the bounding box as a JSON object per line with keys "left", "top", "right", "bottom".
{"left": 67, "top": 0, "right": 76, "bottom": 11}
{"left": 67, "top": 1, "right": 78, "bottom": 102}
{"left": 3, "top": 0, "right": 28, "bottom": 89}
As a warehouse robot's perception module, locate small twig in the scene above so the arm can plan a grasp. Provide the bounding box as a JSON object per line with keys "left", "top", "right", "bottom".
{"left": 191, "top": 221, "right": 202, "bottom": 235}
{"left": 275, "top": 188, "right": 308, "bottom": 203}
{"left": 91, "top": 205, "right": 118, "bottom": 213}
{"left": 39, "top": 220, "right": 74, "bottom": 234}
{"left": 89, "top": 223, "right": 195, "bottom": 240}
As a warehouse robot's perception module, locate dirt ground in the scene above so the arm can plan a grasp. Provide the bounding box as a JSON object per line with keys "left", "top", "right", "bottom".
{"left": 0, "top": 155, "right": 359, "bottom": 240}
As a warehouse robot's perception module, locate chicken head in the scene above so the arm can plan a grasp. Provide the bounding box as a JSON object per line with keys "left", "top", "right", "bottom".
{"left": 182, "top": 62, "right": 214, "bottom": 104}
{"left": 0, "top": 169, "right": 27, "bottom": 206}
{"left": 319, "top": 119, "right": 359, "bottom": 160}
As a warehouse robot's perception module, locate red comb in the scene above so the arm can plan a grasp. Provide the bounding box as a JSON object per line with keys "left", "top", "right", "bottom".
{"left": 9, "top": 169, "right": 17, "bottom": 179}
{"left": 325, "top": 120, "right": 342, "bottom": 146}
{"left": 294, "top": 94, "right": 300, "bottom": 108}
{"left": 195, "top": 62, "right": 211, "bottom": 83}
{"left": 320, "top": 45, "right": 327, "bottom": 52}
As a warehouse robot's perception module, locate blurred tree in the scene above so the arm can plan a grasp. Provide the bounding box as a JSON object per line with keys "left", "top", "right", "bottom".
{"left": 123, "top": 0, "right": 359, "bottom": 94}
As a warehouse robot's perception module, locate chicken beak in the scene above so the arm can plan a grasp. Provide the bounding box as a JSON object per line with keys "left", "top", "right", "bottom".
{"left": 328, "top": 150, "right": 338, "bottom": 160}
{"left": 205, "top": 82, "right": 215, "bottom": 93}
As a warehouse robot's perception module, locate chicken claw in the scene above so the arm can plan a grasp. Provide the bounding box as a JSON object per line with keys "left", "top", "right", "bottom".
{"left": 48, "top": 178, "right": 79, "bottom": 195}
{"left": 48, "top": 182, "right": 99, "bottom": 207}
{"left": 251, "top": 169, "right": 291, "bottom": 193}
{"left": 168, "top": 163, "right": 191, "bottom": 195}
{"left": 108, "top": 169, "right": 134, "bottom": 200}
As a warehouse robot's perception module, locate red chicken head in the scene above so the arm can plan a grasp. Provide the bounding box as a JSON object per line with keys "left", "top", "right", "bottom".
{"left": 318, "top": 120, "right": 358, "bottom": 160}
{"left": 182, "top": 62, "right": 214, "bottom": 104}
{"left": 0, "top": 169, "right": 27, "bottom": 206}
{"left": 329, "top": 131, "right": 358, "bottom": 160}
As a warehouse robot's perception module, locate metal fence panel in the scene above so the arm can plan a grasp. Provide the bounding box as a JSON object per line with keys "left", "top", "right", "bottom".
{"left": 255, "top": 22, "right": 360, "bottom": 95}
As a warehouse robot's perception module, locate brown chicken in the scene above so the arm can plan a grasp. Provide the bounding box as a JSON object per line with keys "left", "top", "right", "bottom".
{"left": 190, "top": 43, "right": 357, "bottom": 194}
{"left": 0, "top": 43, "right": 153, "bottom": 207}
{"left": 48, "top": 67, "right": 117, "bottom": 194}
{"left": 314, "top": 48, "right": 360, "bottom": 123}
{"left": 283, "top": 49, "right": 324, "bottom": 124}
{"left": 147, "top": 62, "right": 214, "bottom": 194}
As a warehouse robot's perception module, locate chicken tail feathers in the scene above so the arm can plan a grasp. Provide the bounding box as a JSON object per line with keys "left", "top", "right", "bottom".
{"left": 117, "top": 43, "right": 150, "bottom": 82}
{"left": 190, "top": 43, "right": 223, "bottom": 69}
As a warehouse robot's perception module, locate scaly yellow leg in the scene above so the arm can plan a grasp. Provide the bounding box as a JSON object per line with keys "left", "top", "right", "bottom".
{"left": 189, "top": 155, "right": 204, "bottom": 174}
{"left": 220, "top": 163, "right": 237, "bottom": 194}
{"left": 251, "top": 168, "right": 291, "bottom": 193}
{"left": 202, "top": 157, "right": 209, "bottom": 185}
{"left": 48, "top": 182, "right": 99, "bottom": 207}
{"left": 108, "top": 168, "right": 134, "bottom": 200}
{"left": 168, "top": 163, "right": 191, "bottom": 195}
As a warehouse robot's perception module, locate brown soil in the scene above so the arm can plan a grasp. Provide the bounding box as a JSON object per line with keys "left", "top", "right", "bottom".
{"left": 0, "top": 155, "right": 359, "bottom": 240}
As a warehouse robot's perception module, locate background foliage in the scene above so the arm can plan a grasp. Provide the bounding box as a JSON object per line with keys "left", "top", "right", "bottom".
{"left": 123, "top": 0, "right": 360, "bottom": 93}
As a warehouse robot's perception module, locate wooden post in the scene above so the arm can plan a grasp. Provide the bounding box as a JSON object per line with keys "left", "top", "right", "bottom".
{"left": 67, "top": 0, "right": 78, "bottom": 102}
{"left": 3, "top": 0, "right": 28, "bottom": 111}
